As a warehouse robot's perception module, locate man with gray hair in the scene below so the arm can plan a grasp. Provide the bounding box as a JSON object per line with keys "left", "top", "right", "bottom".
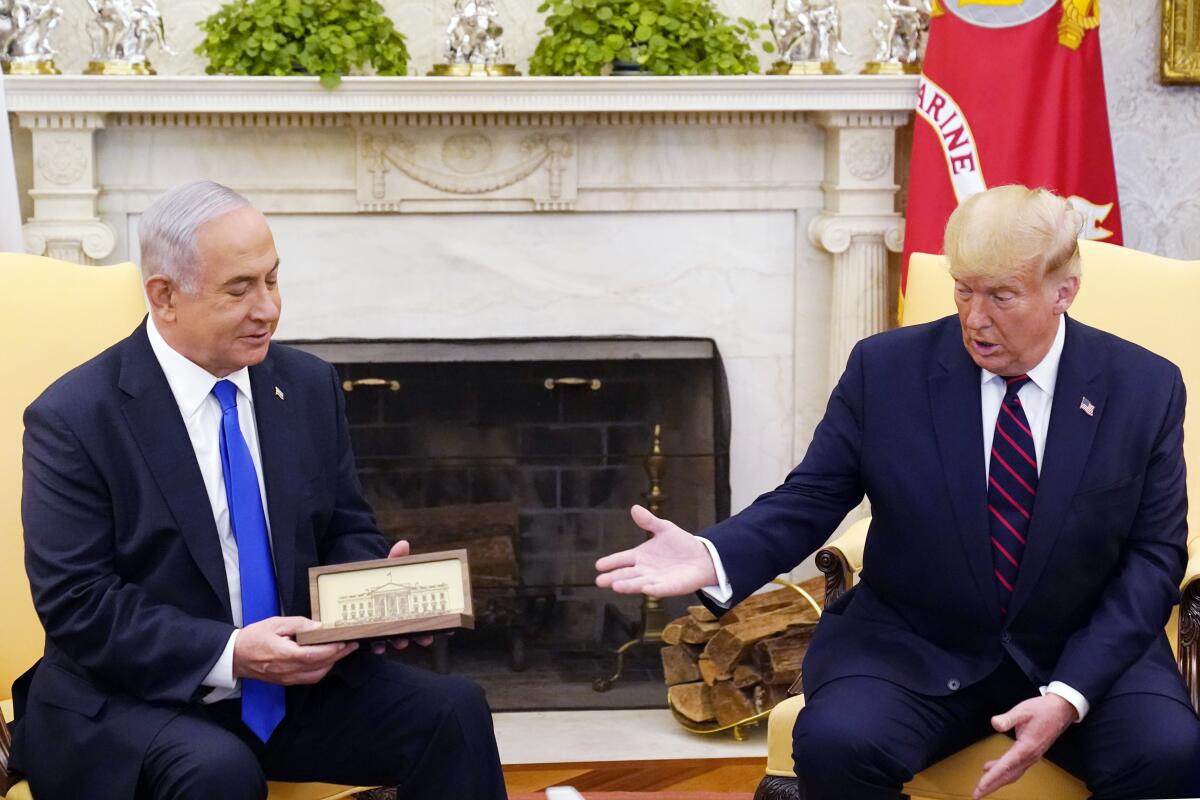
{"left": 9, "top": 180, "right": 507, "bottom": 800}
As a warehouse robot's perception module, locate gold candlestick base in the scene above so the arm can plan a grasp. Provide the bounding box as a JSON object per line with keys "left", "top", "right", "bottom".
{"left": 767, "top": 60, "right": 840, "bottom": 75}
{"left": 428, "top": 63, "right": 520, "bottom": 77}
{"left": 84, "top": 60, "right": 157, "bottom": 76}
{"left": 4, "top": 59, "right": 61, "bottom": 75}
{"left": 860, "top": 60, "right": 921, "bottom": 75}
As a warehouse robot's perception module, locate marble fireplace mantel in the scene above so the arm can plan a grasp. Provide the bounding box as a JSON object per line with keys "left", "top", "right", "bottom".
{"left": 6, "top": 74, "right": 917, "bottom": 520}
{"left": 5, "top": 74, "right": 919, "bottom": 113}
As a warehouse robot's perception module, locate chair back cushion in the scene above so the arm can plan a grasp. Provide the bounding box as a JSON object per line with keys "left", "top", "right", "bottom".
{"left": 0, "top": 254, "right": 146, "bottom": 700}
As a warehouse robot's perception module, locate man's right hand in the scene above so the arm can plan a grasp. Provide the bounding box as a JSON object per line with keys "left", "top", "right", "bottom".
{"left": 595, "top": 505, "right": 719, "bottom": 597}
{"left": 233, "top": 617, "right": 358, "bottom": 685}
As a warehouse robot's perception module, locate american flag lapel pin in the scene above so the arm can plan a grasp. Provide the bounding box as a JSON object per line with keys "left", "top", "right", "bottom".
{"left": 1079, "top": 396, "right": 1094, "bottom": 416}
{"left": 275, "top": 386, "right": 285, "bottom": 401}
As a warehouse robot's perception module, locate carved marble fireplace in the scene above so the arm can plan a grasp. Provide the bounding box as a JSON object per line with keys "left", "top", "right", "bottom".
{"left": 6, "top": 73, "right": 917, "bottom": 553}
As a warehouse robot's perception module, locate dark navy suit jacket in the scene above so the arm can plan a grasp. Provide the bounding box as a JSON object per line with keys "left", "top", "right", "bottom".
{"left": 11, "top": 320, "right": 388, "bottom": 800}
{"left": 704, "top": 314, "right": 1191, "bottom": 709}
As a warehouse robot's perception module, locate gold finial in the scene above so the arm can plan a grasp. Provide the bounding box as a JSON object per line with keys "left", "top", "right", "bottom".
{"left": 643, "top": 423, "right": 667, "bottom": 516}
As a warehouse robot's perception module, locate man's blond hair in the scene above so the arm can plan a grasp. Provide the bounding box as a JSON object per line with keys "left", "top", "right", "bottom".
{"left": 944, "top": 185, "right": 1084, "bottom": 284}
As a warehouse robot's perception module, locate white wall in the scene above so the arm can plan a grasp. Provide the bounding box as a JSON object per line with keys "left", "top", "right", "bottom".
{"left": 1102, "top": 1, "right": 1200, "bottom": 258}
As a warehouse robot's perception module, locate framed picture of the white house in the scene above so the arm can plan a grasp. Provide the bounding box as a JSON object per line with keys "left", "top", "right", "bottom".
{"left": 295, "top": 550, "right": 474, "bottom": 645}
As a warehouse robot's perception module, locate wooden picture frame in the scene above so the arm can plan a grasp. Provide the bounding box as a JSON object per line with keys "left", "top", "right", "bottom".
{"left": 295, "top": 549, "right": 474, "bottom": 645}
{"left": 1162, "top": 0, "right": 1200, "bottom": 84}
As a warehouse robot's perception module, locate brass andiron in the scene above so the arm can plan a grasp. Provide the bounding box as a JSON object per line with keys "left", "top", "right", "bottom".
{"left": 594, "top": 424, "right": 671, "bottom": 692}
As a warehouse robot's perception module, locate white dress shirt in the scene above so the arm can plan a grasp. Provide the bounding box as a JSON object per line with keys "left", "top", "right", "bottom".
{"left": 146, "top": 316, "right": 273, "bottom": 702}
{"left": 700, "top": 315, "right": 1090, "bottom": 720}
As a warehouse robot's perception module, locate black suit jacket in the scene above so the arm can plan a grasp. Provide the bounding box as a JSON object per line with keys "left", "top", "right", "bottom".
{"left": 703, "top": 315, "right": 1191, "bottom": 709}
{"left": 11, "top": 320, "right": 388, "bottom": 799}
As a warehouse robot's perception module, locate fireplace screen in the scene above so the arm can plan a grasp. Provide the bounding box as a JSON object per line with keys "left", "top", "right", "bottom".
{"left": 289, "top": 338, "right": 731, "bottom": 711}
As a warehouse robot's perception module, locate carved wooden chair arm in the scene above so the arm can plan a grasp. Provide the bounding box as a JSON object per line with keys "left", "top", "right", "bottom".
{"left": 1, "top": 701, "right": 15, "bottom": 796}
{"left": 1177, "top": 540, "right": 1200, "bottom": 713}
{"left": 814, "top": 516, "right": 871, "bottom": 604}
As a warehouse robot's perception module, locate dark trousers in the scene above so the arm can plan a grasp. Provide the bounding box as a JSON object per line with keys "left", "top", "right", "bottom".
{"left": 792, "top": 659, "right": 1200, "bottom": 800}
{"left": 135, "top": 659, "right": 507, "bottom": 800}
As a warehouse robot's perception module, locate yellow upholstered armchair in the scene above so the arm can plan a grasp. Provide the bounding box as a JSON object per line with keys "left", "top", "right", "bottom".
{"left": 0, "top": 254, "right": 371, "bottom": 800}
{"left": 756, "top": 241, "right": 1200, "bottom": 800}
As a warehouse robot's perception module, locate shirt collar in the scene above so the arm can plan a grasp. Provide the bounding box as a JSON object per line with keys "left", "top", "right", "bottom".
{"left": 979, "top": 314, "right": 1067, "bottom": 398}
{"left": 146, "top": 315, "right": 254, "bottom": 420}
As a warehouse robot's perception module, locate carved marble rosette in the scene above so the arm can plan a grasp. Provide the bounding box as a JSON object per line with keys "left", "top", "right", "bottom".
{"left": 767, "top": 0, "right": 849, "bottom": 75}
{"left": 0, "top": 0, "right": 64, "bottom": 75}
{"left": 82, "top": 0, "right": 170, "bottom": 75}
{"left": 429, "top": 0, "right": 518, "bottom": 76}
{"left": 861, "top": 0, "right": 931, "bottom": 75}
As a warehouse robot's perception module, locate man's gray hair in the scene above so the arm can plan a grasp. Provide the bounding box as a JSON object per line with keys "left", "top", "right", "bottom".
{"left": 138, "top": 180, "right": 252, "bottom": 293}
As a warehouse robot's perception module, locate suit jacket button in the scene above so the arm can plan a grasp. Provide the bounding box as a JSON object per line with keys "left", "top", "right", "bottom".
{"left": 947, "top": 679, "right": 961, "bottom": 691}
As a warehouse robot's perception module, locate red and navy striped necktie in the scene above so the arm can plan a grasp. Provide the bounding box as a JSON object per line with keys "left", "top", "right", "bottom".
{"left": 988, "top": 374, "right": 1038, "bottom": 617}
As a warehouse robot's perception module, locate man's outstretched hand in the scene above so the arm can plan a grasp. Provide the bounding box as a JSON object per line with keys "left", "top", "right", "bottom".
{"left": 594, "top": 505, "right": 719, "bottom": 597}
{"left": 972, "top": 693, "right": 1077, "bottom": 799}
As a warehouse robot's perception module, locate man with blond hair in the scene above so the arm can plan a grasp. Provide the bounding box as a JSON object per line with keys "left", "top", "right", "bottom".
{"left": 597, "top": 185, "right": 1200, "bottom": 798}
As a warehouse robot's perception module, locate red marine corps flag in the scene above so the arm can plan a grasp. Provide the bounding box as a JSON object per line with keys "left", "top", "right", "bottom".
{"left": 901, "top": 0, "right": 1121, "bottom": 310}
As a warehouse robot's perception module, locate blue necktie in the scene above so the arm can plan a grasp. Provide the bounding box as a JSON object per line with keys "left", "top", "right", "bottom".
{"left": 212, "top": 379, "right": 285, "bottom": 742}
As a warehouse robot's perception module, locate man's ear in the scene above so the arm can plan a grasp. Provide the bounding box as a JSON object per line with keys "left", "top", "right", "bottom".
{"left": 145, "top": 275, "right": 178, "bottom": 323}
{"left": 1054, "top": 274, "right": 1080, "bottom": 314}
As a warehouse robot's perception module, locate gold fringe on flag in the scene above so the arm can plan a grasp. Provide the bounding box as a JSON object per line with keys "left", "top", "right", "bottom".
{"left": 1058, "top": 0, "right": 1100, "bottom": 50}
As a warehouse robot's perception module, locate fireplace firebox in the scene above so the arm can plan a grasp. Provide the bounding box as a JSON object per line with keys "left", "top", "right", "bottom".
{"left": 288, "top": 338, "right": 731, "bottom": 711}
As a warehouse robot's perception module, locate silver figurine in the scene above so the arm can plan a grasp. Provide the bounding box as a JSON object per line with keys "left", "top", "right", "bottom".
{"left": 84, "top": 0, "right": 172, "bottom": 75}
{"left": 430, "top": 0, "right": 518, "bottom": 76}
{"left": 1, "top": 0, "right": 63, "bottom": 74}
{"left": 768, "top": 0, "right": 849, "bottom": 75}
{"left": 863, "top": 0, "right": 931, "bottom": 74}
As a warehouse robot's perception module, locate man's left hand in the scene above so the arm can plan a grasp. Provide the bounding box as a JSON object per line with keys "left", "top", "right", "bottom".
{"left": 369, "top": 539, "right": 436, "bottom": 655}
{"left": 972, "top": 694, "right": 1077, "bottom": 799}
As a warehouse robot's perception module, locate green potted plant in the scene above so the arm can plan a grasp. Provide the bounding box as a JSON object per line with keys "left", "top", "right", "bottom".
{"left": 528, "top": 0, "right": 765, "bottom": 76}
{"left": 196, "top": 0, "right": 410, "bottom": 88}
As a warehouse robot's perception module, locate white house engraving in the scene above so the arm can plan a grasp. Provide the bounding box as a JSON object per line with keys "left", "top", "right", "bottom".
{"left": 333, "top": 573, "right": 452, "bottom": 626}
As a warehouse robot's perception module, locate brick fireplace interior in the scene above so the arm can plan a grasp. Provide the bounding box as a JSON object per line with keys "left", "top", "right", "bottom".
{"left": 290, "top": 338, "right": 731, "bottom": 711}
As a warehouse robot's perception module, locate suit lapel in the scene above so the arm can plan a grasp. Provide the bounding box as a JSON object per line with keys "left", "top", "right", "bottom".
{"left": 119, "top": 321, "right": 232, "bottom": 617}
{"left": 1009, "top": 317, "right": 1105, "bottom": 619}
{"left": 928, "top": 320, "right": 998, "bottom": 621}
{"left": 249, "top": 354, "right": 300, "bottom": 612}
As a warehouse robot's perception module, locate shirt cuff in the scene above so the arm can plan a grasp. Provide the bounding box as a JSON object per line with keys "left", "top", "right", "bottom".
{"left": 696, "top": 536, "right": 733, "bottom": 607}
{"left": 202, "top": 630, "right": 239, "bottom": 690}
{"left": 1040, "top": 681, "right": 1089, "bottom": 722}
